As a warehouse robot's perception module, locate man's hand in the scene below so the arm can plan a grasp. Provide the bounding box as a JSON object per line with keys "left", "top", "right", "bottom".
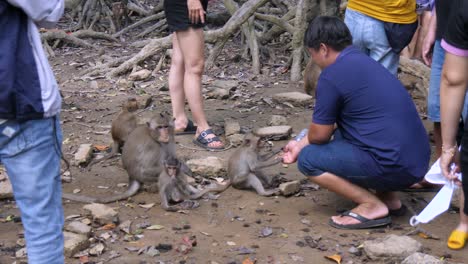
{"left": 439, "top": 148, "right": 462, "bottom": 186}
{"left": 187, "top": 0, "right": 205, "bottom": 24}
{"left": 422, "top": 31, "right": 435, "bottom": 66}
{"left": 282, "top": 138, "right": 307, "bottom": 164}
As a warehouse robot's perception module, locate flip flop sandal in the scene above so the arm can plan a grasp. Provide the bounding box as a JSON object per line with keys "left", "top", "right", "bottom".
{"left": 447, "top": 229, "right": 468, "bottom": 250}
{"left": 329, "top": 210, "right": 392, "bottom": 230}
{"left": 175, "top": 120, "right": 198, "bottom": 135}
{"left": 193, "top": 128, "right": 224, "bottom": 151}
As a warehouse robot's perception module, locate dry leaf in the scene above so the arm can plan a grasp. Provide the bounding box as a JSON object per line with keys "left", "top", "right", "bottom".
{"left": 93, "top": 144, "right": 109, "bottom": 151}
{"left": 242, "top": 258, "right": 256, "bottom": 264}
{"left": 146, "top": 224, "right": 164, "bottom": 230}
{"left": 325, "top": 254, "right": 342, "bottom": 264}
{"left": 102, "top": 223, "right": 116, "bottom": 230}
{"left": 79, "top": 255, "right": 89, "bottom": 264}
{"left": 418, "top": 232, "right": 429, "bottom": 239}
{"left": 138, "top": 203, "right": 155, "bottom": 209}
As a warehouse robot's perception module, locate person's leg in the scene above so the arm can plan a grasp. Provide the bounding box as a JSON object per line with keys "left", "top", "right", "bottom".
{"left": 344, "top": 8, "right": 370, "bottom": 55}
{"left": 0, "top": 117, "right": 64, "bottom": 264}
{"left": 168, "top": 33, "right": 190, "bottom": 132}
{"left": 175, "top": 27, "right": 223, "bottom": 148}
{"left": 297, "top": 135, "right": 394, "bottom": 226}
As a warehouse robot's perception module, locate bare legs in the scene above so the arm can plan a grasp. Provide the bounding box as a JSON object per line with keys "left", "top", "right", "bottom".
{"left": 309, "top": 172, "right": 401, "bottom": 225}
{"left": 168, "top": 28, "right": 223, "bottom": 148}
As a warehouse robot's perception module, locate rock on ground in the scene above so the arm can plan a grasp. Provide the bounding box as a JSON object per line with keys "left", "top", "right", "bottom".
{"left": 186, "top": 156, "right": 226, "bottom": 178}
{"left": 402, "top": 252, "right": 446, "bottom": 264}
{"left": 268, "top": 115, "right": 288, "bottom": 126}
{"left": 64, "top": 231, "right": 90, "bottom": 257}
{"left": 65, "top": 221, "right": 92, "bottom": 237}
{"left": 224, "top": 119, "right": 241, "bottom": 136}
{"left": 0, "top": 171, "right": 13, "bottom": 199}
{"left": 211, "top": 80, "right": 239, "bottom": 90}
{"left": 254, "top": 126, "right": 292, "bottom": 140}
{"left": 272, "top": 92, "right": 313, "bottom": 107}
{"left": 363, "top": 235, "right": 422, "bottom": 261}
{"left": 207, "top": 88, "right": 230, "bottom": 99}
{"left": 279, "top": 181, "right": 301, "bottom": 196}
{"left": 128, "top": 69, "right": 151, "bottom": 81}
{"left": 83, "top": 203, "right": 118, "bottom": 225}
{"left": 74, "top": 144, "right": 93, "bottom": 166}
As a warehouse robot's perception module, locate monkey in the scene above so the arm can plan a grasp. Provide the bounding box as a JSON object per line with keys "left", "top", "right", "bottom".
{"left": 112, "top": 1, "right": 129, "bottom": 32}
{"left": 87, "top": 98, "right": 139, "bottom": 168}
{"left": 304, "top": 58, "right": 321, "bottom": 96}
{"left": 63, "top": 111, "right": 192, "bottom": 203}
{"left": 159, "top": 156, "right": 229, "bottom": 211}
{"left": 226, "top": 133, "right": 282, "bottom": 196}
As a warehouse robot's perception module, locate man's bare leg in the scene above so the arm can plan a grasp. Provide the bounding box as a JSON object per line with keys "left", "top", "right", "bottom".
{"left": 310, "top": 172, "right": 390, "bottom": 225}
{"left": 169, "top": 33, "right": 189, "bottom": 132}
{"left": 175, "top": 28, "right": 223, "bottom": 148}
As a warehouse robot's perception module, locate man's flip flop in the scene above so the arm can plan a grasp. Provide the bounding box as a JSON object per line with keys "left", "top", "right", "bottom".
{"left": 447, "top": 229, "right": 468, "bottom": 250}
{"left": 175, "top": 120, "right": 197, "bottom": 135}
{"left": 193, "top": 128, "right": 224, "bottom": 151}
{"left": 328, "top": 210, "right": 392, "bottom": 230}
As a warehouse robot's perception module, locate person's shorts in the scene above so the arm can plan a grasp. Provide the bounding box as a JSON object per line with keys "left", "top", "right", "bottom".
{"left": 164, "top": 0, "right": 208, "bottom": 33}
{"left": 297, "top": 131, "right": 421, "bottom": 191}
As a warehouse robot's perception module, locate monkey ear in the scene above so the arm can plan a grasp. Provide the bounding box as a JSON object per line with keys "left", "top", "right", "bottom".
{"left": 244, "top": 138, "right": 251, "bottom": 145}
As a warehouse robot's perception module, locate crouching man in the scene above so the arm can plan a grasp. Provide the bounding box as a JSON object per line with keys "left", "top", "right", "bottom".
{"left": 283, "top": 16, "right": 430, "bottom": 230}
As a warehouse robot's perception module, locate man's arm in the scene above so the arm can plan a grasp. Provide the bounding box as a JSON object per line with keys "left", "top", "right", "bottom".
{"left": 7, "top": 0, "right": 64, "bottom": 26}
{"left": 308, "top": 122, "right": 335, "bottom": 144}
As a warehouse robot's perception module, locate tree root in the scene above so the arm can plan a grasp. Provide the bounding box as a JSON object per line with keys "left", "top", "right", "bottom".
{"left": 41, "top": 30, "right": 97, "bottom": 49}
{"left": 113, "top": 12, "right": 165, "bottom": 38}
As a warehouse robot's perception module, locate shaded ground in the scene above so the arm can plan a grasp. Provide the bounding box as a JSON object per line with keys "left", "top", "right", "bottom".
{"left": 0, "top": 15, "right": 466, "bottom": 264}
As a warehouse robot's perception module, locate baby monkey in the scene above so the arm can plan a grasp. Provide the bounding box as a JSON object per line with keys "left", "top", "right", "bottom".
{"left": 227, "top": 133, "right": 282, "bottom": 196}
{"left": 159, "top": 156, "right": 229, "bottom": 211}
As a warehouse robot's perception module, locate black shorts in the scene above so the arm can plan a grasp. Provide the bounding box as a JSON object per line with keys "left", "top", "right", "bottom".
{"left": 445, "top": 0, "right": 468, "bottom": 50}
{"left": 460, "top": 119, "right": 468, "bottom": 215}
{"left": 164, "top": 0, "right": 208, "bottom": 33}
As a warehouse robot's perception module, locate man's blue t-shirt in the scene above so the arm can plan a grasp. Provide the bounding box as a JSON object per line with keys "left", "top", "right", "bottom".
{"left": 313, "top": 46, "right": 430, "bottom": 178}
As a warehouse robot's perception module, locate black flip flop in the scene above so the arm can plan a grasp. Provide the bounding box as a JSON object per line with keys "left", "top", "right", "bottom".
{"left": 329, "top": 210, "right": 392, "bottom": 230}
{"left": 193, "top": 128, "right": 224, "bottom": 151}
{"left": 175, "top": 120, "right": 197, "bottom": 135}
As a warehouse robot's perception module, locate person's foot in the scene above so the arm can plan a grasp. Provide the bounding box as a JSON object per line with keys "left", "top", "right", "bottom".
{"left": 331, "top": 202, "right": 388, "bottom": 226}
{"left": 376, "top": 191, "right": 401, "bottom": 211}
{"left": 194, "top": 128, "right": 224, "bottom": 149}
{"left": 408, "top": 179, "right": 443, "bottom": 191}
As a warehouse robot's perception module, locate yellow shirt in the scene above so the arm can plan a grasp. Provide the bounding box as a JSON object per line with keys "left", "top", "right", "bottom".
{"left": 347, "top": 0, "right": 417, "bottom": 24}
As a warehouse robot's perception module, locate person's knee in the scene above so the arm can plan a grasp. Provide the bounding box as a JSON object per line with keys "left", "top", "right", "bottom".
{"left": 184, "top": 58, "right": 204, "bottom": 75}
{"left": 297, "top": 151, "right": 323, "bottom": 177}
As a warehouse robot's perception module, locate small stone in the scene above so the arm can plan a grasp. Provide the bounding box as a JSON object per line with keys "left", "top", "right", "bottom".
{"left": 363, "top": 235, "right": 422, "bottom": 261}
{"left": 137, "top": 95, "right": 153, "bottom": 109}
{"left": 89, "top": 81, "right": 99, "bottom": 90}
{"left": 224, "top": 119, "right": 241, "bottom": 136}
{"left": 348, "top": 246, "right": 362, "bottom": 256}
{"left": 65, "top": 221, "right": 92, "bottom": 237}
{"left": 268, "top": 115, "right": 288, "bottom": 126}
{"left": 272, "top": 92, "right": 313, "bottom": 107}
{"left": 83, "top": 203, "right": 118, "bottom": 225}
{"left": 74, "top": 144, "right": 93, "bottom": 165}
{"left": 119, "top": 220, "right": 132, "bottom": 234}
{"left": 207, "top": 88, "right": 230, "bottom": 99}
{"left": 0, "top": 171, "right": 13, "bottom": 199}
{"left": 89, "top": 243, "right": 105, "bottom": 256}
{"left": 279, "top": 181, "right": 301, "bottom": 196}
{"left": 401, "top": 252, "right": 445, "bottom": 264}
{"left": 116, "top": 79, "right": 134, "bottom": 89}
{"left": 64, "top": 231, "right": 90, "bottom": 257}
{"left": 211, "top": 80, "right": 239, "bottom": 90}
{"left": 145, "top": 246, "right": 160, "bottom": 257}
{"left": 15, "top": 248, "right": 27, "bottom": 258}
{"left": 128, "top": 69, "right": 151, "bottom": 81}
{"left": 186, "top": 157, "right": 226, "bottom": 177}
{"left": 254, "top": 126, "right": 292, "bottom": 140}
{"left": 227, "top": 134, "right": 244, "bottom": 147}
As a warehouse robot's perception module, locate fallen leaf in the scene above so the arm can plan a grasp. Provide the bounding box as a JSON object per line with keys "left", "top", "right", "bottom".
{"left": 325, "top": 254, "right": 342, "bottom": 264}
{"left": 242, "top": 258, "right": 256, "bottom": 264}
{"left": 146, "top": 224, "right": 164, "bottom": 230}
{"left": 418, "top": 232, "right": 429, "bottom": 239}
{"left": 79, "top": 255, "right": 89, "bottom": 264}
{"left": 227, "top": 241, "right": 236, "bottom": 246}
{"left": 279, "top": 233, "right": 288, "bottom": 238}
{"left": 93, "top": 144, "right": 109, "bottom": 151}
{"left": 102, "top": 223, "right": 116, "bottom": 230}
{"left": 138, "top": 203, "right": 155, "bottom": 209}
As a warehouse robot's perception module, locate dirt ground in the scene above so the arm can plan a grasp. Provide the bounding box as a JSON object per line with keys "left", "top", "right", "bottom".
{"left": 1, "top": 17, "right": 467, "bottom": 264}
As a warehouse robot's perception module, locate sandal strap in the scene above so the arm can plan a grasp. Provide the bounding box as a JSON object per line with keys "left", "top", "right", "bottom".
{"left": 340, "top": 210, "right": 371, "bottom": 223}
{"left": 197, "top": 129, "right": 221, "bottom": 144}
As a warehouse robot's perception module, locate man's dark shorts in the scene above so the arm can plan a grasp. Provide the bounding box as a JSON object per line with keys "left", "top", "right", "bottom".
{"left": 297, "top": 131, "right": 421, "bottom": 191}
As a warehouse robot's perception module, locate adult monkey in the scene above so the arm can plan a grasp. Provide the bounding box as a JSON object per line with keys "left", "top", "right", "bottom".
{"left": 63, "top": 112, "right": 191, "bottom": 203}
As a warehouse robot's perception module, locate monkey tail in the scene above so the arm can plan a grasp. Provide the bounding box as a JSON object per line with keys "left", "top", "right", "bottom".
{"left": 62, "top": 193, "right": 98, "bottom": 203}
{"left": 95, "top": 180, "right": 141, "bottom": 204}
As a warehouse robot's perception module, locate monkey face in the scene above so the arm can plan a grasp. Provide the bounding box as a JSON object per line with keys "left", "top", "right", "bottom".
{"left": 125, "top": 98, "right": 139, "bottom": 112}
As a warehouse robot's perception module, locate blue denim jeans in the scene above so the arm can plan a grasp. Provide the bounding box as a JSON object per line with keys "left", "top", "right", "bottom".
{"left": 0, "top": 117, "right": 64, "bottom": 264}
{"left": 344, "top": 8, "right": 400, "bottom": 76}
{"left": 427, "top": 40, "right": 468, "bottom": 122}
{"left": 297, "top": 131, "right": 420, "bottom": 191}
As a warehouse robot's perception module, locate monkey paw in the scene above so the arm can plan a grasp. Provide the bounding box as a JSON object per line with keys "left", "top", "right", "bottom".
{"left": 179, "top": 200, "right": 200, "bottom": 210}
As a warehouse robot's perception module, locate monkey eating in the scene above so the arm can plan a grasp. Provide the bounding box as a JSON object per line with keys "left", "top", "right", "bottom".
{"left": 63, "top": 112, "right": 191, "bottom": 204}
{"left": 159, "top": 156, "right": 229, "bottom": 211}
{"left": 304, "top": 58, "right": 321, "bottom": 96}
{"left": 87, "top": 98, "right": 139, "bottom": 168}
{"left": 226, "top": 133, "right": 282, "bottom": 196}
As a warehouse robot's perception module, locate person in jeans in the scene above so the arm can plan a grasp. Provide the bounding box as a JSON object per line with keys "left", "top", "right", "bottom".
{"left": 439, "top": 0, "right": 468, "bottom": 250}
{"left": 283, "top": 16, "right": 430, "bottom": 230}
{"left": 344, "top": 0, "right": 418, "bottom": 75}
{"left": 0, "top": 0, "right": 65, "bottom": 263}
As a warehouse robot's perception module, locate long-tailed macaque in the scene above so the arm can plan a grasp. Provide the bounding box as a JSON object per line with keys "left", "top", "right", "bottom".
{"left": 63, "top": 112, "right": 190, "bottom": 203}
{"left": 226, "top": 133, "right": 282, "bottom": 196}
{"left": 159, "top": 156, "right": 229, "bottom": 211}
{"left": 304, "top": 59, "right": 321, "bottom": 96}
{"left": 88, "top": 98, "right": 138, "bottom": 168}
